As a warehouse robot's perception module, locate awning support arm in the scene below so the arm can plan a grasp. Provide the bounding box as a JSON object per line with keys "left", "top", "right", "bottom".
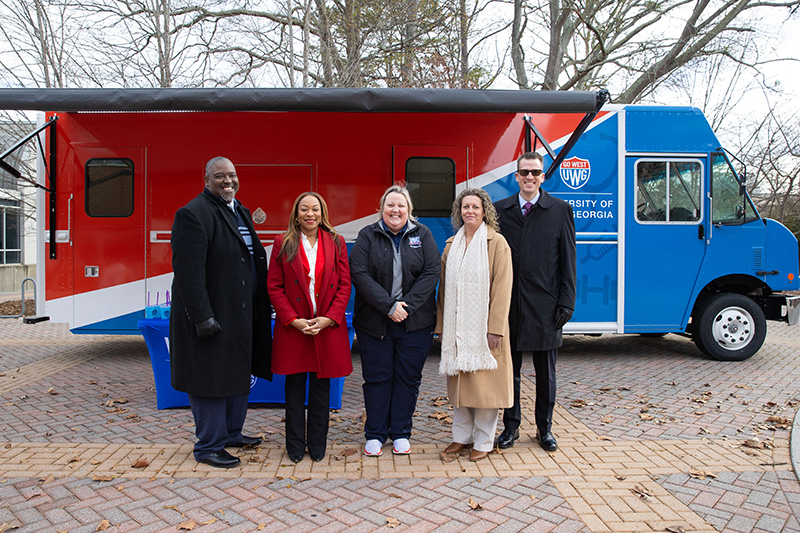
{"left": 524, "top": 89, "right": 610, "bottom": 180}
{"left": 0, "top": 116, "right": 58, "bottom": 258}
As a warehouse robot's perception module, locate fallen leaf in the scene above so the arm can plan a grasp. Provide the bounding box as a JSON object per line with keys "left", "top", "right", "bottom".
{"left": 47, "top": 387, "right": 59, "bottom": 395}
{"left": 598, "top": 435, "right": 612, "bottom": 441}
{"left": 743, "top": 439, "right": 773, "bottom": 449}
{"left": 386, "top": 517, "right": 401, "bottom": 528}
{"left": 131, "top": 457, "right": 150, "bottom": 468}
{"left": 766, "top": 416, "right": 790, "bottom": 428}
{"left": 468, "top": 497, "right": 483, "bottom": 510}
{"left": 95, "top": 520, "right": 111, "bottom": 531}
{"left": 428, "top": 411, "right": 450, "bottom": 420}
{"left": 440, "top": 451, "right": 458, "bottom": 463}
{"left": 615, "top": 475, "right": 626, "bottom": 481}
{"left": 631, "top": 484, "right": 653, "bottom": 500}
{"left": 430, "top": 396, "right": 449, "bottom": 407}
{"left": 389, "top": 493, "right": 402, "bottom": 498}
{"left": 164, "top": 505, "right": 185, "bottom": 518}
{"left": 0, "top": 523, "right": 21, "bottom": 532}
{"left": 89, "top": 380, "right": 98, "bottom": 385}
{"left": 342, "top": 448, "right": 358, "bottom": 457}
{"left": 530, "top": 495, "right": 536, "bottom": 501}
{"left": 699, "top": 427, "right": 711, "bottom": 434}
{"left": 199, "top": 518, "right": 217, "bottom": 525}
{"left": 666, "top": 381, "right": 677, "bottom": 386}
{"left": 178, "top": 519, "right": 197, "bottom": 530}
{"left": 257, "top": 525, "right": 266, "bottom": 531}
{"left": 600, "top": 416, "right": 613, "bottom": 424}
{"left": 570, "top": 399, "right": 587, "bottom": 408}
{"left": 689, "top": 468, "right": 718, "bottom": 479}
{"left": 92, "top": 475, "right": 115, "bottom": 482}
{"left": 639, "top": 413, "right": 654, "bottom": 421}
{"left": 665, "top": 526, "right": 686, "bottom": 533}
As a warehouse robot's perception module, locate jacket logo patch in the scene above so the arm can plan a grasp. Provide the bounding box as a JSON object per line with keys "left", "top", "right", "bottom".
{"left": 408, "top": 236, "right": 422, "bottom": 248}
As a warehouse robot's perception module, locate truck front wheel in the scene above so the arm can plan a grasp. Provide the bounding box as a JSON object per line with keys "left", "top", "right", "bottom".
{"left": 692, "top": 293, "right": 767, "bottom": 361}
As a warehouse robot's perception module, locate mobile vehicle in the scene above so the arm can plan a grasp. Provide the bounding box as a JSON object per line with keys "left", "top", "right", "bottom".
{"left": 1, "top": 88, "right": 797, "bottom": 360}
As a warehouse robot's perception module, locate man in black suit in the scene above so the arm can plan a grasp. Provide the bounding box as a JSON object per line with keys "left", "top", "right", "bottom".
{"left": 494, "top": 151, "right": 576, "bottom": 452}
{"left": 170, "top": 156, "right": 272, "bottom": 468}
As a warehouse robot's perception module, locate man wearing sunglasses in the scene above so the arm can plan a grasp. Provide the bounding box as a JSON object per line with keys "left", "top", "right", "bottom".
{"left": 493, "top": 151, "right": 576, "bottom": 452}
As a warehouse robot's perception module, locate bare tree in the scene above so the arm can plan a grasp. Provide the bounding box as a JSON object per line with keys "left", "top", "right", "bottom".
{"left": 510, "top": 0, "right": 800, "bottom": 103}
{"left": 0, "top": 0, "right": 88, "bottom": 88}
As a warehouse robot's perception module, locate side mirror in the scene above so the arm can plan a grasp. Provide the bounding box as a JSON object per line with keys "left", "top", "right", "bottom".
{"left": 735, "top": 205, "right": 745, "bottom": 219}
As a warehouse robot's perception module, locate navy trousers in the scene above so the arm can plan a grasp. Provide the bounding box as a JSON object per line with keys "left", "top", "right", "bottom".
{"left": 284, "top": 372, "right": 330, "bottom": 457}
{"left": 501, "top": 348, "right": 558, "bottom": 435}
{"left": 357, "top": 322, "right": 433, "bottom": 442}
{"left": 188, "top": 393, "right": 248, "bottom": 461}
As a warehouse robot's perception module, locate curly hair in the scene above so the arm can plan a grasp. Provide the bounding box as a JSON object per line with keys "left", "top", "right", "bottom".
{"left": 450, "top": 188, "right": 499, "bottom": 232}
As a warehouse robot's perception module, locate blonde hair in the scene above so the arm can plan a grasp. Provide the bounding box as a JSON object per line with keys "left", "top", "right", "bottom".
{"left": 379, "top": 185, "right": 417, "bottom": 222}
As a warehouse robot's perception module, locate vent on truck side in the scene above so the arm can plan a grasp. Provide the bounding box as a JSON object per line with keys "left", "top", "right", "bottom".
{"left": 752, "top": 247, "right": 764, "bottom": 270}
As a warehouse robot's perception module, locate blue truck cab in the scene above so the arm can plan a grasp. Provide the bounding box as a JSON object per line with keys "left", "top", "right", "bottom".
{"left": 512, "top": 104, "right": 799, "bottom": 360}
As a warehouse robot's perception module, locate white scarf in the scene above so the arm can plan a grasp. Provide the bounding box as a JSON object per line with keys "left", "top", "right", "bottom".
{"left": 439, "top": 222, "right": 496, "bottom": 376}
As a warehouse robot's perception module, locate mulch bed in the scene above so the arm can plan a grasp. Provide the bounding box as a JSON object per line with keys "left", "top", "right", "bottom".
{"left": 0, "top": 299, "right": 35, "bottom": 317}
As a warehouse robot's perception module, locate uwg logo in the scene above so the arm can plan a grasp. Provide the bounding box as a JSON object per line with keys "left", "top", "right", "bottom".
{"left": 560, "top": 157, "right": 591, "bottom": 190}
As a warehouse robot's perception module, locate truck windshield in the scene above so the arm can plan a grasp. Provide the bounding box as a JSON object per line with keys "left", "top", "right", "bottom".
{"left": 710, "top": 153, "right": 759, "bottom": 225}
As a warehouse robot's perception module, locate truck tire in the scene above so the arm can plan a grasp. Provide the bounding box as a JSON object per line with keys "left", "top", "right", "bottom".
{"left": 692, "top": 293, "right": 767, "bottom": 361}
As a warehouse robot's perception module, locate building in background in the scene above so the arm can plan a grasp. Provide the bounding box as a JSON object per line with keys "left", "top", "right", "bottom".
{"left": 0, "top": 120, "right": 37, "bottom": 294}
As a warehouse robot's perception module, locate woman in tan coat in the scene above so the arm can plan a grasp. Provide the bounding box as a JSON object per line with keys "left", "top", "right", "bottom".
{"left": 435, "top": 187, "right": 513, "bottom": 461}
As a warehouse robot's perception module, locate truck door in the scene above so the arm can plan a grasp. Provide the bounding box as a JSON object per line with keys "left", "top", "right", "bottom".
{"left": 72, "top": 147, "right": 145, "bottom": 332}
{"left": 234, "top": 163, "right": 314, "bottom": 250}
{"left": 624, "top": 157, "right": 707, "bottom": 331}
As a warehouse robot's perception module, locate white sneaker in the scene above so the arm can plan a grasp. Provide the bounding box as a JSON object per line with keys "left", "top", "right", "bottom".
{"left": 392, "top": 438, "right": 411, "bottom": 455}
{"left": 364, "top": 439, "right": 383, "bottom": 456}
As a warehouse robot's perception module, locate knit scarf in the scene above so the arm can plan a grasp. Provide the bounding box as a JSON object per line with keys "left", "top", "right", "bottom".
{"left": 439, "top": 222, "right": 496, "bottom": 376}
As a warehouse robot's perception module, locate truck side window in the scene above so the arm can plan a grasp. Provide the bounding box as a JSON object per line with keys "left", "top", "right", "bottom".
{"left": 85, "top": 158, "right": 134, "bottom": 217}
{"left": 711, "top": 153, "right": 758, "bottom": 225}
{"left": 636, "top": 159, "right": 702, "bottom": 223}
{"left": 405, "top": 157, "right": 455, "bottom": 217}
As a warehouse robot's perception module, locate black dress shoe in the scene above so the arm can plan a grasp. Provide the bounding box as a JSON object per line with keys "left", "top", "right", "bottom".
{"left": 497, "top": 428, "right": 520, "bottom": 449}
{"left": 309, "top": 451, "right": 325, "bottom": 462}
{"left": 539, "top": 432, "right": 558, "bottom": 452}
{"left": 228, "top": 435, "right": 262, "bottom": 448}
{"left": 198, "top": 450, "right": 241, "bottom": 468}
{"left": 288, "top": 452, "right": 303, "bottom": 463}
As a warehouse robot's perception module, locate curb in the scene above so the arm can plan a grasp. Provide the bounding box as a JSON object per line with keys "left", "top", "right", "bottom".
{"left": 792, "top": 406, "right": 800, "bottom": 482}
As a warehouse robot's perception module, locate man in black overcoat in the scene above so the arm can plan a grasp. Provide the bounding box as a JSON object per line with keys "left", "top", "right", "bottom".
{"left": 494, "top": 151, "right": 576, "bottom": 452}
{"left": 170, "top": 156, "right": 272, "bottom": 468}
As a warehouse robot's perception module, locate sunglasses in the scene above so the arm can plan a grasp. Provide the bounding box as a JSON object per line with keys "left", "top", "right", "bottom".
{"left": 516, "top": 168, "right": 544, "bottom": 177}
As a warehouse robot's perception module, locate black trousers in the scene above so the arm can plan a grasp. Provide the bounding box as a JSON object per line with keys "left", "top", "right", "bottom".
{"left": 501, "top": 348, "right": 558, "bottom": 435}
{"left": 284, "top": 372, "right": 330, "bottom": 456}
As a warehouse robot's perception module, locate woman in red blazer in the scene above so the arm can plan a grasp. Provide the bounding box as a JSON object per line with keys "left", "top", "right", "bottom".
{"left": 267, "top": 192, "right": 352, "bottom": 463}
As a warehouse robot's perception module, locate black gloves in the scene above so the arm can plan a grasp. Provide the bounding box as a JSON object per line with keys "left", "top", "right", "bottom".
{"left": 554, "top": 307, "right": 573, "bottom": 330}
{"left": 195, "top": 317, "right": 222, "bottom": 338}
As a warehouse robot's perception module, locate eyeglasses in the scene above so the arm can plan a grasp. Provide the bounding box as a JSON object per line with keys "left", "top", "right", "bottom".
{"left": 516, "top": 168, "right": 544, "bottom": 177}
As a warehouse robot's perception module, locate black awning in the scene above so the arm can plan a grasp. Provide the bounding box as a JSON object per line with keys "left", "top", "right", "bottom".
{"left": 0, "top": 87, "right": 606, "bottom": 113}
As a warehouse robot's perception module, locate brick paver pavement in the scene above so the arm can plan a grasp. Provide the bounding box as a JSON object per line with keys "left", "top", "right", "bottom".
{"left": 1, "top": 318, "right": 799, "bottom": 532}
